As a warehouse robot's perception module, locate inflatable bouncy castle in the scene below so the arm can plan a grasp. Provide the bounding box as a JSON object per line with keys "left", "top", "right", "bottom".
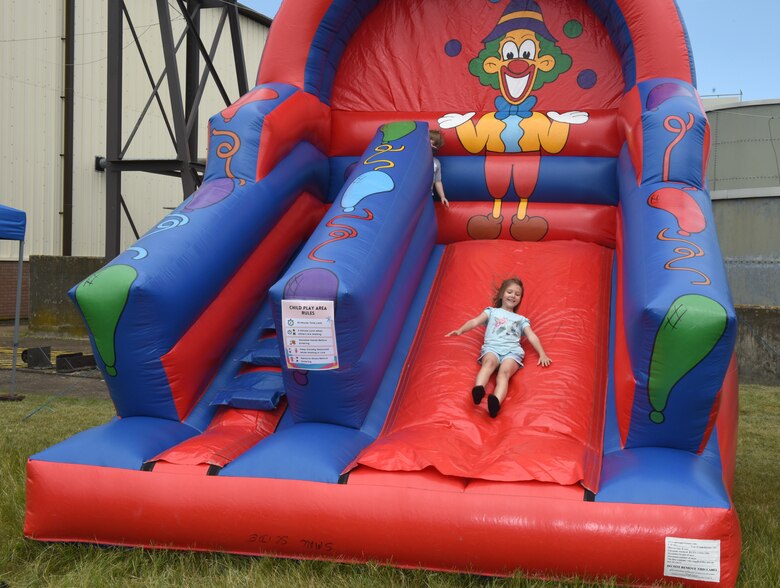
{"left": 26, "top": 1, "right": 741, "bottom": 585}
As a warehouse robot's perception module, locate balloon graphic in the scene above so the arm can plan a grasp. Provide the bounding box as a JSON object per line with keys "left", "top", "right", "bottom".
{"left": 221, "top": 87, "right": 280, "bottom": 122}
{"left": 75, "top": 264, "right": 138, "bottom": 377}
{"left": 340, "top": 171, "right": 394, "bottom": 212}
{"left": 380, "top": 121, "right": 416, "bottom": 143}
{"left": 292, "top": 371, "right": 309, "bottom": 386}
{"left": 646, "top": 82, "right": 693, "bottom": 111}
{"left": 283, "top": 268, "right": 339, "bottom": 301}
{"left": 647, "top": 295, "right": 727, "bottom": 423}
{"left": 183, "top": 178, "right": 237, "bottom": 211}
{"left": 648, "top": 187, "right": 706, "bottom": 236}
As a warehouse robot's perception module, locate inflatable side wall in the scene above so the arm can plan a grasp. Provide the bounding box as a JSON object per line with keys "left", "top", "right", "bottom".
{"left": 616, "top": 81, "right": 737, "bottom": 451}
{"left": 270, "top": 123, "right": 434, "bottom": 426}
{"left": 70, "top": 84, "right": 329, "bottom": 422}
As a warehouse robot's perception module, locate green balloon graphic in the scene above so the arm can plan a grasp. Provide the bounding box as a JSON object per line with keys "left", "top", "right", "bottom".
{"left": 380, "top": 121, "right": 417, "bottom": 143}
{"left": 647, "top": 294, "right": 727, "bottom": 423}
{"left": 75, "top": 265, "right": 138, "bottom": 377}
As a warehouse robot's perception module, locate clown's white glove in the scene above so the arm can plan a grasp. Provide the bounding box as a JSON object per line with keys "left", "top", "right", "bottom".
{"left": 547, "top": 111, "right": 589, "bottom": 124}
{"left": 438, "top": 112, "right": 476, "bottom": 129}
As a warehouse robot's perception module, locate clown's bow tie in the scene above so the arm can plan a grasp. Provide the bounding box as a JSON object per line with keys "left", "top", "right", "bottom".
{"left": 494, "top": 96, "right": 537, "bottom": 120}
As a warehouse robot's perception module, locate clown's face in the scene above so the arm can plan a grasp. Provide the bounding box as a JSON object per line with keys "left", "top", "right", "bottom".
{"left": 483, "top": 30, "right": 556, "bottom": 104}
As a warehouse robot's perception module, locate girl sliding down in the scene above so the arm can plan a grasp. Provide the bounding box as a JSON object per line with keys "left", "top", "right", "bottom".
{"left": 446, "top": 277, "right": 551, "bottom": 417}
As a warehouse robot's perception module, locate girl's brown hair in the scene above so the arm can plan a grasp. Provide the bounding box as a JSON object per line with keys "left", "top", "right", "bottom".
{"left": 429, "top": 129, "right": 444, "bottom": 150}
{"left": 493, "top": 277, "right": 524, "bottom": 311}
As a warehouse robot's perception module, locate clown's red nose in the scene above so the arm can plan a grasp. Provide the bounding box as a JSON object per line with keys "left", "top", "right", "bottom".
{"left": 507, "top": 60, "right": 531, "bottom": 75}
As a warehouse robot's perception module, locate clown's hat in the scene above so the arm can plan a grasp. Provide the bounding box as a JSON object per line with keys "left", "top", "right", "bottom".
{"left": 483, "top": 0, "right": 557, "bottom": 44}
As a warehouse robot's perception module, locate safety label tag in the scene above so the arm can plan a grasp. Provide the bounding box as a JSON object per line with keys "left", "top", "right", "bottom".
{"left": 664, "top": 537, "right": 720, "bottom": 583}
{"left": 281, "top": 300, "right": 339, "bottom": 370}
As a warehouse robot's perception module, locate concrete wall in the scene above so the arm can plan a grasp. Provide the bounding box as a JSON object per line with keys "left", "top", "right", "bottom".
{"left": 736, "top": 306, "right": 780, "bottom": 386}
{"left": 0, "top": 260, "right": 29, "bottom": 321}
{"left": 28, "top": 255, "right": 106, "bottom": 336}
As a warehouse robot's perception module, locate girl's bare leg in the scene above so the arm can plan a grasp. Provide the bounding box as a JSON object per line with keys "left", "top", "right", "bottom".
{"left": 488, "top": 360, "right": 519, "bottom": 417}
{"left": 493, "top": 359, "right": 520, "bottom": 403}
{"left": 472, "top": 353, "right": 499, "bottom": 404}
{"left": 475, "top": 353, "right": 499, "bottom": 387}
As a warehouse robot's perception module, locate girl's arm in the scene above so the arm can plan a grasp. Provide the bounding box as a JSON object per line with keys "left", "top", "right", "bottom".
{"left": 434, "top": 181, "right": 449, "bottom": 208}
{"left": 523, "top": 326, "right": 552, "bottom": 367}
{"left": 446, "top": 311, "right": 488, "bottom": 337}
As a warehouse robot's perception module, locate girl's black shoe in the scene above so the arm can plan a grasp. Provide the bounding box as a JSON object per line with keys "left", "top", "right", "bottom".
{"left": 471, "top": 385, "right": 485, "bottom": 405}
{"left": 488, "top": 394, "right": 501, "bottom": 418}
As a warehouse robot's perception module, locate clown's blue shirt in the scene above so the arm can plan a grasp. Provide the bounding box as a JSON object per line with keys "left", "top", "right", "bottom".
{"left": 495, "top": 96, "right": 537, "bottom": 152}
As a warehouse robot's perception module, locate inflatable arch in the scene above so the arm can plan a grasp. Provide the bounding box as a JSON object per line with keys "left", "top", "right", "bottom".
{"left": 26, "top": 1, "right": 741, "bottom": 585}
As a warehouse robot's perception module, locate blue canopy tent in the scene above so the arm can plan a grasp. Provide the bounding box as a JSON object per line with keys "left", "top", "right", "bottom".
{"left": 0, "top": 204, "right": 26, "bottom": 397}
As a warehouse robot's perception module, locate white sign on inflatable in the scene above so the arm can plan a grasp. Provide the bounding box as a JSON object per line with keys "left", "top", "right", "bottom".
{"left": 664, "top": 537, "right": 721, "bottom": 583}
{"left": 281, "top": 299, "right": 339, "bottom": 370}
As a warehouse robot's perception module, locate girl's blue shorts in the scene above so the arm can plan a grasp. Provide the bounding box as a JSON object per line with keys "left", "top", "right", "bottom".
{"left": 478, "top": 346, "right": 524, "bottom": 367}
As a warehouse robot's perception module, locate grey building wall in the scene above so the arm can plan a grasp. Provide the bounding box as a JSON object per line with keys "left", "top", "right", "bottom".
{"left": 0, "top": 1, "right": 269, "bottom": 262}
{"left": 706, "top": 100, "right": 780, "bottom": 307}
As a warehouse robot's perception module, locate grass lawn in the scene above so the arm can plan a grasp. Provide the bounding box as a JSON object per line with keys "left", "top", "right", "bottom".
{"left": 1, "top": 385, "right": 778, "bottom": 587}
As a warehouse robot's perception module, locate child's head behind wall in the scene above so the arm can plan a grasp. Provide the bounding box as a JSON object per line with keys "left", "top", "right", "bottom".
{"left": 429, "top": 129, "right": 444, "bottom": 151}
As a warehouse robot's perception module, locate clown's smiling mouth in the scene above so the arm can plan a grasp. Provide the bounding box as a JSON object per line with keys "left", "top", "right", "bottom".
{"left": 501, "top": 62, "right": 535, "bottom": 103}
{"left": 505, "top": 73, "right": 529, "bottom": 100}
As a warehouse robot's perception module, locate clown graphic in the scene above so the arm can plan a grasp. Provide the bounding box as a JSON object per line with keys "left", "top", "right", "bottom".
{"left": 438, "top": 0, "right": 588, "bottom": 241}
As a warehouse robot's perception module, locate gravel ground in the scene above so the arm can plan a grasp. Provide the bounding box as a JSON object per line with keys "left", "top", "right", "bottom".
{"left": 0, "top": 323, "right": 108, "bottom": 399}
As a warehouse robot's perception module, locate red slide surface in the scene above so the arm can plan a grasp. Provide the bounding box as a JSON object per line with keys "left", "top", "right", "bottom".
{"left": 354, "top": 240, "right": 613, "bottom": 491}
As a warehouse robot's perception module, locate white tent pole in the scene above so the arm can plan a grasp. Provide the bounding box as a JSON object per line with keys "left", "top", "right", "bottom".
{"left": 11, "top": 240, "right": 24, "bottom": 392}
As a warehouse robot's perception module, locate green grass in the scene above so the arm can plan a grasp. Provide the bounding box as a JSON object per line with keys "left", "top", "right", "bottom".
{"left": 730, "top": 386, "right": 780, "bottom": 585}
{"left": 1, "top": 386, "right": 778, "bottom": 587}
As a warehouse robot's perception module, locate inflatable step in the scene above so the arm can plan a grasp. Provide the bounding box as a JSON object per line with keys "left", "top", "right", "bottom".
{"left": 210, "top": 371, "right": 285, "bottom": 411}
{"left": 238, "top": 301, "right": 282, "bottom": 367}
{"left": 239, "top": 337, "right": 281, "bottom": 367}
{"left": 144, "top": 400, "right": 288, "bottom": 473}
{"left": 255, "top": 303, "right": 276, "bottom": 338}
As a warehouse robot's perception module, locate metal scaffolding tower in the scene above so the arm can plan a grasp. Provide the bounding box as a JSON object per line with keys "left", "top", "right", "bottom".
{"left": 103, "top": 0, "right": 269, "bottom": 257}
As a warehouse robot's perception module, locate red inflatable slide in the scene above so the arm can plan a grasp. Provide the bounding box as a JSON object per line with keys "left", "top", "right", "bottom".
{"left": 352, "top": 240, "right": 612, "bottom": 490}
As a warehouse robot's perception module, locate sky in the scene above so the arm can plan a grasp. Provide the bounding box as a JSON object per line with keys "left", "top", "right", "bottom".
{"left": 242, "top": 0, "right": 780, "bottom": 102}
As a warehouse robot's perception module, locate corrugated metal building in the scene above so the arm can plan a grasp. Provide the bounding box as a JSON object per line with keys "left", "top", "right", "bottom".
{"left": 1, "top": 1, "right": 269, "bottom": 317}
{"left": 706, "top": 99, "right": 780, "bottom": 306}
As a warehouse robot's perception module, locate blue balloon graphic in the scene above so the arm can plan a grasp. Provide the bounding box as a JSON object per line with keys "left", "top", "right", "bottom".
{"left": 340, "top": 171, "right": 395, "bottom": 212}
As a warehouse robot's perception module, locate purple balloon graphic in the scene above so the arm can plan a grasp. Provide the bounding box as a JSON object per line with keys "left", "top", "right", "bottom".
{"left": 445, "top": 39, "right": 462, "bottom": 57}
{"left": 646, "top": 83, "right": 694, "bottom": 111}
{"left": 284, "top": 268, "right": 340, "bottom": 302}
{"left": 183, "top": 178, "right": 236, "bottom": 211}
{"left": 292, "top": 371, "right": 309, "bottom": 386}
{"left": 577, "top": 69, "right": 597, "bottom": 90}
